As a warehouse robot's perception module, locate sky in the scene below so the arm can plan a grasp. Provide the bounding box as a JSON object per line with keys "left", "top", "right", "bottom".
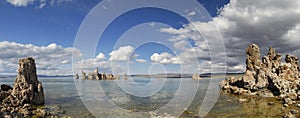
{"left": 0, "top": 0, "right": 300, "bottom": 75}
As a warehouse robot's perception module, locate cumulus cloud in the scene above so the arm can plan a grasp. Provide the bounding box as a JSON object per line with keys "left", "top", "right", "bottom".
{"left": 75, "top": 46, "right": 137, "bottom": 74}
{"left": 159, "top": 0, "right": 300, "bottom": 73}
{"left": 187, "top": 11, "right": 196, "bottom": 17}
{"left": 96, "top": 52, "right": 106, "bottom": 60}
{"left": 6, "top": 0, "right": 72, "bottom": 8}
{"left": 135, "top": 59, "right": 147, "bottom": 63}
{"left": 0, "top": 41, "right": 82, "bottom": 75}
{"left": 56, "top": 0, "right": 72, "bottom": 6}
{"left": 37, "top": 0, "right": 46, "bottom": 8}
{"left": 150, "top": 52, "right": 182, "bottom": 64}
{"left": 108, "top": 46, "right": 135, "bottom": 62}
{"left": 75, "top": 52, "right": 109, "bottom": 70}
{"left": 6, "top": 0, "right": 35, "bottom": 7}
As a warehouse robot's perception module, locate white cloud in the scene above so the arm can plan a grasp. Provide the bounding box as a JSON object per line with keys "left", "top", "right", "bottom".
{"left": 73, "top": 52, "right": 114, "bottom": 74}
{"left": 75, "top": 58, "right": 110, "bottom": 70}
{"left": 159, "top": 0, "right": 300, "bottom": 73}
{"left": 74, "top": 52, "right": 127, "bottom": 74}
{"left": 96, "top": 52, "right": 106, "bottom": 60}
{"left": 0, "top": 41, "right": 82, "bottom": 75}
{"left": 74, "top": 46, "right": 138, "bottom": 74}
{"left": 150, "top": 52, "right": 182, "bottom": 64}
{"left": 172, "top": 40, "right": 188, "bottom": 51}
{"left": 160, "top": 27, "right": 189, "bottom": 35}
{"left": 187, "top": 11, "right": 196, "bottom": 17}
{"left": 135, "top": 59, "right": 147, "bottom": 63}
{"left": 108, "top": 46, "right": 135, "bottom": 62}
{"left": 56, "top": 0, "right": 72, "bottom": 6}
{"left": 7, "top": 0, "right": 35, "bottom": 7}
{"left": 149, "top": 22, "right": 156, "bottom": 27}
{"left": 37, "top": 0, "right": 46, "bottom": 8}
{"left": 7, "top": 0, "right": 72, "bottom": 8}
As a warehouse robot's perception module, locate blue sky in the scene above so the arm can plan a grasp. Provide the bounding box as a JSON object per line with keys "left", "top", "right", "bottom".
{"left": 1, "top": 0, "right": 299, "bottom": 75}
{"left": 0, "top": 0, "right": 229, "bottom": 75}
{"left": 0, "top": 0, "right": 228, "bottom": 47}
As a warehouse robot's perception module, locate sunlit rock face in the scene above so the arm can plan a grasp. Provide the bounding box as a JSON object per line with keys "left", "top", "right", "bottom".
{"left": 75, "top": 73, "right": 79, "bottom": 79}
{"left": 81, "top": 68, "right": 119, "bottom": 80}
{"left": 0, "top": 57, "right": 45, "bottom": 117}
{"left": 220, "top": 44, "right": 300, "bottom": 104}
{"left": 12, "top": 57, "right": 45, "bottom": 105}
{"left": 81, "top": 71, "right": 87, "bottom": 80}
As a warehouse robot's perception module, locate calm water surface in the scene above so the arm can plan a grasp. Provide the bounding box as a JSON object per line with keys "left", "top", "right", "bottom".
{"left": 0, "top": 77, "right": 289, "bottom": 117}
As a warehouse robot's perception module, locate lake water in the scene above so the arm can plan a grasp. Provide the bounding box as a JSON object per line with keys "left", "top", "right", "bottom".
{"left": 0, "top": 77, "right": 289, "bottom": 117}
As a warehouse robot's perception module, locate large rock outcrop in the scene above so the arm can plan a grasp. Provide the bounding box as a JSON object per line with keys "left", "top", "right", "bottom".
{"left": 192, "top": 74, "right": 201, "bottom": 80}
{"left": 12, "top": 57, "right": 45, "bottom": 105}
{"left": 81, "top": 71, "right": 87, "bottom": 80}
{"left": 75, "top": 73, "right": 79, "bottom": 79}
{"left": 0, "top": 57, "right": 45, "bottom": 117}
{"left": 87, "top": 68, "right": 101, "bottom": 80}
{"left": 220, "top": 44, "right": 300, "bottom": 104}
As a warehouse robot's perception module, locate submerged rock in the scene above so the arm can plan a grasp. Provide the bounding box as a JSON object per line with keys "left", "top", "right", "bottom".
{"left": 1, "top": 84, "right": 12, "bottom": 91}
{"left": 220, "top": 43, "right": 300, "bottom": 105}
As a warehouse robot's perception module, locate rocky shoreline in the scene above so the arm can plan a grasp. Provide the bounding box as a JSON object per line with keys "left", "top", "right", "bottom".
{"left": 220, "top": 44, "right": 300, "bottom": 117}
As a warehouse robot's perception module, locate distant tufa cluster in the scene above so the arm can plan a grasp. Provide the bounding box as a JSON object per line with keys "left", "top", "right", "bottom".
{"left": 220, "top": 44, "right": 300, "bottom": 105}
{"left": 192, "top": 74, "right": 201, "bottom": 80}
{"left": 76, "top": 68, "right": 120, "bottom": 80}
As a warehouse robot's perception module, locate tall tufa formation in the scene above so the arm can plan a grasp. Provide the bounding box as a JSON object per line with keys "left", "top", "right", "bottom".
{"left": 87, "top": 68, "right": 101, "bottom": 80}
{"left": 0, "top": 57, "right": 45, "bottom": 117}
{"left": 220, "top": 44, "right": 300, "bottom": 105}
{"left": 75, "top": 73, "right": 79, "bottom": 79}
{"left": 11, "top": 57, "right": 45, "bottom": 105}
{"left": 81, "top": 71, "right": 87, "bottom": 80}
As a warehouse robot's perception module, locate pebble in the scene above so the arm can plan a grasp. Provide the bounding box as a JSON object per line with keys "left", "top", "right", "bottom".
{"left": 239, "top": 98, "right": 247, "bottom": 102}
{"left": 291, "top": 110, "right": 299, "bottom": 114}
{"left": 268, "top": 102, "right": 275, "bottom": 106}
{"left": 4, "top": 115, "right": 12, "bottom": 118}
{"left": 284, "top": 112, "right": 295, "bottom": 118}
{"left": 284, "top": 104, "right": 289, "bottom": 107}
